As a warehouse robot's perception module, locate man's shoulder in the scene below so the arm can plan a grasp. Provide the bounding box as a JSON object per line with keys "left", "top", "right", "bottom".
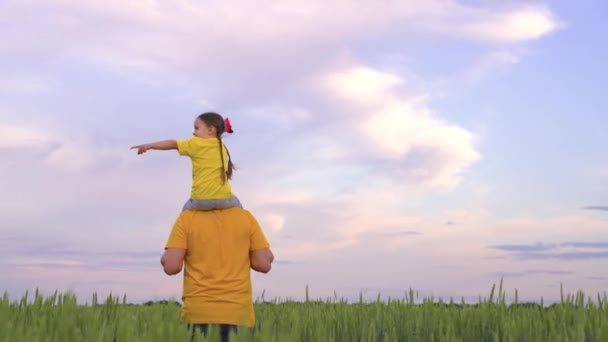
{"left": 186, "top": 208, "right": 254, "bottom": 233}
{"left": 222, "top": 206, "right": 255, "bottom": 219}
{"left": 187, "top": 207, "right": 256, "bottom": 220}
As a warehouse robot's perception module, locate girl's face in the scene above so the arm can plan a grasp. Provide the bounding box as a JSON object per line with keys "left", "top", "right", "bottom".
{"left": 193, "top": 118, "right": 216, "bottom": 138}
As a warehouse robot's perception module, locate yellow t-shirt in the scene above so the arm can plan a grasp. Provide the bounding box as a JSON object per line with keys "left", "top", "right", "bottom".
{"left": 164, "top": 207, "right": 271, "bottom": 327}
{"left": 176, "top": 137, "right": 233, "bottom": 200}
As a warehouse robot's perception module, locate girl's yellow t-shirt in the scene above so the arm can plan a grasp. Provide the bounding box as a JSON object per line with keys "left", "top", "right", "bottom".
{"left": 176, "top": 137, "right": 233, "bottom": 200}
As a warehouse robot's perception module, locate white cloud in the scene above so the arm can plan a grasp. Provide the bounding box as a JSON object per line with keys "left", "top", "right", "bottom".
{"left": 6, "top": 257, "right": 84, "bottom": 267}
{"left": 460, "top": 6, "right": 561, "bottom": 43}
{"left": 0, "top": 75, "right": 54, "bottom": 95}
{"left": 261, "top": 213, "right": 286, "bottom": 234}
{"left": 325, "top": 67, "right": 404, "bottom": 104}
{"left": 0, "top": 0, "right": 578, "bottom": 305}
{"left": 487, "top": 214, "right": 608, "bottom": 242}
{"left": 44, "top": 144, "right": 108, "bottom": 173}
{"left": 0, "top": 1, "right": 562, "bottom": 76}
{"left": 0, "top": 123, "right": 54, "bottom": 147}
{"left": 0, "top": 123, "right": 127, "bottom": 173}
{"left": 464, "top": 50, "right": 523, "bottom": 81}
{"left": 324, "top": 65, "right": 481, "bottom": 190}
{"left": 246, "top": 105, "right": 313, "bottom": 127}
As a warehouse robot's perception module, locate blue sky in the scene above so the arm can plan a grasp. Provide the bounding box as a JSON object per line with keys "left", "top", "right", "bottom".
{"left": 1, "top": 0, "right": 607, "bottom": 304}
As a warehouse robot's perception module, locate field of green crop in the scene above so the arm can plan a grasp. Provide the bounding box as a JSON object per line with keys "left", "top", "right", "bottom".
{"left": 2, "top": 281, "right": 607, "bottom": 341}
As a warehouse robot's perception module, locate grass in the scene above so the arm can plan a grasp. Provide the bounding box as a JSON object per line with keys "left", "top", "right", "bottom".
{"left": 1, "top": 280, "right": 607, "bottom": 341}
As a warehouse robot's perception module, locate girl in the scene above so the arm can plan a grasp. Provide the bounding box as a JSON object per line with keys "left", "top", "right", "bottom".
{"left": 131, "top": 112, "right": 242, "bottom": 211}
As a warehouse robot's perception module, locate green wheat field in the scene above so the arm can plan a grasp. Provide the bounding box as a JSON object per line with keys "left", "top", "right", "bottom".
{"left": 2, "top": 280, "right": 607, "bottom": 341}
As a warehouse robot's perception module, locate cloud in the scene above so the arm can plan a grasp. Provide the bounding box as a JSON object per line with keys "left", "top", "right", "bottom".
{"left": 259, "top": 213, "right": 286, "bottom": 234}
{"left": 489, "top": 243, "right": 557, "bottom": 253}
{"left": 439, "top": 265, "right": 466, "bottom": 270}
{"left": 0, "top": 123, "right": 127, "bottom": 173}
{"left": 480, "top": 214, "right": 608, "bottom": 242}
{"left": 0, "top": 123, "right": 54, "bottom": 148}
{"left": 0, "top": 74, "right": 54, "bottom": 95}
{"left": 1, "top": 1, "right": 562, "bottom": 200}
{"left": 459, "top": 5, "right": 562, "bottom": 43}
{"left": 488, "top": 241, "right": 608, "bottom": 261}
{"left": 321, "top": 65, "right": 481, "bottom": 190}
{"left": 562, "top": 242, "right": 608, "bottom": 249}
{"left": 241, "top": 186, "right": 425, "bottom": 259}
{"left": 362, "top": 231, "right": 422, "bottom": 239}
{"left": 537, "top": 252, "right": 608, "bottom": 260}
{"left": 583, "top": 206, "right": 608, "bottom": 212}
{"left": 4, "top": 188, "right": 605, "bottom": 304}
{"left": 2, "top": 239, "right": 161, "bottom": 272}
{"left": 0, "top": 1, "right": 562, "bottom": 78}
{"left": 489, "top": 241, "right": 608, "bottom": 252}
{"left": 0, "top": 0, "right": 575, "bottom": 305}
{"left": 491, "top": 269, "right": 574, "bottom": 278}
{"left": 463, "top": 49, "right": 523, "bottom": 82}
{"left": 272, "top": 260, "right": 302, "bottom": 265}
{"left": 251, "top": 200, "right": 359, "bottom": 257}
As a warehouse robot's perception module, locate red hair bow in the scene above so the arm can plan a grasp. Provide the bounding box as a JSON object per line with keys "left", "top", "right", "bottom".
{"left": 224, "top": 118, "right": 234, "bottom": 134}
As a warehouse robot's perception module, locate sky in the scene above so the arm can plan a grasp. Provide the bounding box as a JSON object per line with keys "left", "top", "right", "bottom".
{"left": 1, "top": 0, "right": 607, "bottom": 305}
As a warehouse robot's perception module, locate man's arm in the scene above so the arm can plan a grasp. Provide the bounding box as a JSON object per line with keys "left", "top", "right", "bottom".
{"left": 248, "top": 214, "right": 274, "bottom": 273}
{"left": 131, "top": 140, "right": 178, "bottom": 154}
{"left": 161, "top": 213, "right": 188, "bottom": 276}
{"left": 161, "top": 248, "right": 186, "bottom": 275}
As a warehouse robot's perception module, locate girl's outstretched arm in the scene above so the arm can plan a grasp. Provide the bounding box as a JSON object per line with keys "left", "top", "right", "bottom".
{"left": 131, "top": 140, "right": 177, "bottom": 154}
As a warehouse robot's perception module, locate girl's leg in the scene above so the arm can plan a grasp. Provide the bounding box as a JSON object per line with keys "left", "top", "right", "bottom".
{"left": 231, "top": 195, "right": 244, "bottom": 209}
{"left": 212, "top": 195, "right": 243, "bottom": 209}
{"left": 183, "top": 195, "right": 243, "bottom": 211}
{"left": 182, "top": 199, "right": 217, "bottom": 211}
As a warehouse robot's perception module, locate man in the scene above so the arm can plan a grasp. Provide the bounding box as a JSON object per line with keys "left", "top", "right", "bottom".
{"left": 160, "top": 206, "right": 274, "bottom": 341}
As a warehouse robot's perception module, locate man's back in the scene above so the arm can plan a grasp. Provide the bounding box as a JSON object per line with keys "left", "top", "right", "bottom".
{"left": 164, "top": 206, "right": 271, "bottom": 327}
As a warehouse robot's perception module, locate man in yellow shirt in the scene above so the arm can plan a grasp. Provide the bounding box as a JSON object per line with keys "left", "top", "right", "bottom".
{"left": 160, "top": 206, "right": 274, "bottom": 341}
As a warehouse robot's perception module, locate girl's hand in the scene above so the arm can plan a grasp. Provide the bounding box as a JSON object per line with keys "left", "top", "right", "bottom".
{"left": 130, "top": 144, "right": 150, "bottom": 154}
{"left": 130, "top": 140, "right": 177, "bottom": 154}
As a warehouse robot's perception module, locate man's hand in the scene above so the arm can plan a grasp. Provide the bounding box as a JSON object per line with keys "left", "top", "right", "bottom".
{"left": 161, "top": 248, "right": 186, "bottom": 275}
{"left": 250, "top": 248, "right": 274, "bottom": 273}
